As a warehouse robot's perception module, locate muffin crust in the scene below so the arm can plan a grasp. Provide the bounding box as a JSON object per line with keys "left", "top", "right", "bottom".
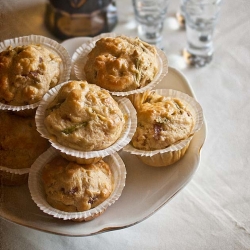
{"left": 42, "top": 156, "right": 113, "bottom": 212}
{"left": 0, "top": 110, "right": 50, "bottom": 169}
{"left": 131, "top": 91, "right": 194, "bottom": 150}
{"left": 0, "top": 44, "right": 61, "bottom": 105}
{"left": 84, "top": 36, "right": 158, "bottom": 92}
{"left": 44, "top": 80, "right": 125, "bottom": 151}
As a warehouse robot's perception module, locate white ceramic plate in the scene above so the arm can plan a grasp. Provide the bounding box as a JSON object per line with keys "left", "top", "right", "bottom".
{"left": 0, "top": 37, "right": 206, "bottom": 236}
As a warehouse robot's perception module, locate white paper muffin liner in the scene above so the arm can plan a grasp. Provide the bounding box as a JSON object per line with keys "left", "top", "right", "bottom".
{"left": 28, "top": 147, "right": 127, "bottom": 221}
{"left": 123, "top": 89, "right": 204, "bottom": 158}
{"left": 35, "top": 81, "right": 137, "bottom": 159}
{"left": 0, "top": 166, "right": 30, "bottom": 185}
{"left": 0, "top": 35, "right": 71, "bottom": 112}
{"left": 72, "top": 32, "right": 168, "bottom": 96}
{"left": 0, "top": 166, "right": 30, "bottom": 175}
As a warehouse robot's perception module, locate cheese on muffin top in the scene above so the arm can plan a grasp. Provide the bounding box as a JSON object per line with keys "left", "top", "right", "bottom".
{"left": 0, "top": 44, "right": 61, "bottom": 105}
{"left": 44, "top": 80, "right": 125, "bottom": 151}
{"left": 42, "top": 156, "right": 113, "bottom": 212}
{"left": 84, "top": 36, "right": 158, "bottom": 92}
{"left": 131, "top": 91, "right": 194, "bottom": 150}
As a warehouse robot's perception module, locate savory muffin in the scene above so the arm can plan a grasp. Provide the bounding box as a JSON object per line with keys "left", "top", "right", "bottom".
{"left": 131, "top": 91, "right": 194, "bottom": 151}
{"left": 44, "top": 80, "right": 125, "bottom": 151}
{"left": 0, "top": 44, "right": 61, "bottom": 106}
{"left": 83, "top": 36, "right": 158, "bottom": 92}
{"left": 42, "top": 156, "right": 113, "bottom": 212}
{"left": 0, "top": 110, "right": 50, "bottom": 169}
{"left": 0, "top": 170, "right": 29, "bottom": 186}
{"left": 0, "top": 110, "right": 50, "bottom": 184}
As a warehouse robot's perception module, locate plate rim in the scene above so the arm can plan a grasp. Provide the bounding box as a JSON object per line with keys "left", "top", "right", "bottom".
{"left": 0, "top": 37, "right": 207, "bottom": 236}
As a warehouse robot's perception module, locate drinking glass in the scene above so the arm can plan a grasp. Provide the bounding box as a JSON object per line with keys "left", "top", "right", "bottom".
{"left": 132, "top": 0, "right": 169, "bottom": 49}
{"left": 183, "top": 0, "right": 222, "bottom": 67}
{"left": 176, "top": 0, "right": 186, "bottom": 28}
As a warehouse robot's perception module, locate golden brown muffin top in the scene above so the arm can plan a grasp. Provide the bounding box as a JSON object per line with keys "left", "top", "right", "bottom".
{"left": 0, "top": 111, "right": 50, "bottom": 169}
{"left": 131, "top": 91, "right": 194, "bottom": 150}
{"left": 0, "top": 44, "right": 61, "bottom": 105}
{"left": 42, "top": 156, "right": 113, "bottom": 212}
{"left": 44, "top": 80, "right": 125, "bottom": 151}
{"left": 84, "top": 36, "right": 158, "bottom": 92}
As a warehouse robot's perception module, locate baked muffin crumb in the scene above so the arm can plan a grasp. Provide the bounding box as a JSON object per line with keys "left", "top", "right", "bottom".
{"left": 42, "top": 156, "right": 113, "bottom": 212}
{"left": 84, "top": 36, "right": 158, "bottom": 92}
{"left": 44, "top": 80, "right": 125, "bottom": 151}
{"left": 131, "top": 91, "right": 194, "bottom": 150}
{"left": 0, "top": 110, "right": 50, "bottom": 169}
{"left": 0, "top": 44, "right": 61, "bottom": 105}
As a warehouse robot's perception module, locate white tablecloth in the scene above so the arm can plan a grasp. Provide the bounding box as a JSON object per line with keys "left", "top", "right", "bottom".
{"left": 1, "top": 0, "right": 250, "bottom": 249}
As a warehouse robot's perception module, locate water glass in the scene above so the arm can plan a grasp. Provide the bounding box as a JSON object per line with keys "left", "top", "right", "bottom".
{"left": 176, "top": 0, "right": 186, "bottom": 28}
{"left": 183, "top": 0, "right": 222, "bottom": 67}
{"left": 132, "top": 0, "right": 169, "bottom": 48}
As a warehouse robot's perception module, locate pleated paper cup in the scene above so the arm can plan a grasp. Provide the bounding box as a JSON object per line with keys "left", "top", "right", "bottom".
{"left": 35, "top": 81, "right": 137, "bottom": 161}
{"left": 28, "top": 147, "right": 127, "bottom": 221}
{"left": 72, "top": 32, "right": 168, "bottom": 97}
{"left": 0, "top": 35, "right": 71, "bottom": 116}
{"left": 0, "top": 166, "right": 29, "bottom": 186}
{"left": 123, "top": 89, "right": 204, "bottom": 167}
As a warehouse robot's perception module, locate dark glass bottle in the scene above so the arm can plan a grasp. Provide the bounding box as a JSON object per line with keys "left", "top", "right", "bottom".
{"left": 45, "top": 0, "right": 118, "bottom": 40}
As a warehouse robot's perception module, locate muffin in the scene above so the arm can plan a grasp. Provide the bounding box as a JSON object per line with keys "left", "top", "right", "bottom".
{"left": 41, "top": 156, "right": 113, "bottom": 213}
{"left": 131, "top": 91, "right": 194, "bottom": 150}
{"left": 43, "top": 80, "right": 125, "bottom": 151}
{"left": 0, "top": 44, "right": 61, "bottom": 106}
{"left": 124, "top": 89, "right": 204, "bottom": 167}
{"left": 28, "top": 147, "right": 126, "bottom": 221}
{"left": 0, "top": 170, "right": 29, "bottom": 186}
{"left": 73, "top": 33, "right": 168, "bottom": 96}
{"left": 83, "top": 35, "right": 158, "bottom": 92}
{"left": 0, "top": 110, "right": 50, "bottom": 185}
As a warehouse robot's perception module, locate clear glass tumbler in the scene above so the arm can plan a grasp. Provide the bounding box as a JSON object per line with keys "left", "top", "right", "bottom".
{"left": 183, "top": 0, "right": 222, "bottom": 67}
{"left": 176, "top": 0, "right": 186, "bottom": 28}
{"left": 132, "top": 0, "right": 169, "bottom": 49}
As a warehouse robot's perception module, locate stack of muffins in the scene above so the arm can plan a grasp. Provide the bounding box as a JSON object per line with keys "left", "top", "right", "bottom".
{"left": 0, "top": 35, "right": 71, "bottom": 185}
{"left": 32, "top": 79, "right": 134, "bottom": 221}
{"left": 72, "top": 33, "right": 203, "bottom": 167}
{"left": 0, "top": 33, "right": 203, "bottom": 222}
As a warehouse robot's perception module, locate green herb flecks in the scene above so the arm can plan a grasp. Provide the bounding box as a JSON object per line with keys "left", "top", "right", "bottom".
{"left": 174, "top": 101, "right": 181, "bottom": 110}
{"left": 174, "top": 101, "right": 184, "bottom": 114}
{"left": 61, "top": 122, "right": 88, "bottom": 135}
{"left": 47, "top": 102, "right": 62, "bottom": 112}
{"left": 134, "top": 58, "right": 142, "bottom": 84}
